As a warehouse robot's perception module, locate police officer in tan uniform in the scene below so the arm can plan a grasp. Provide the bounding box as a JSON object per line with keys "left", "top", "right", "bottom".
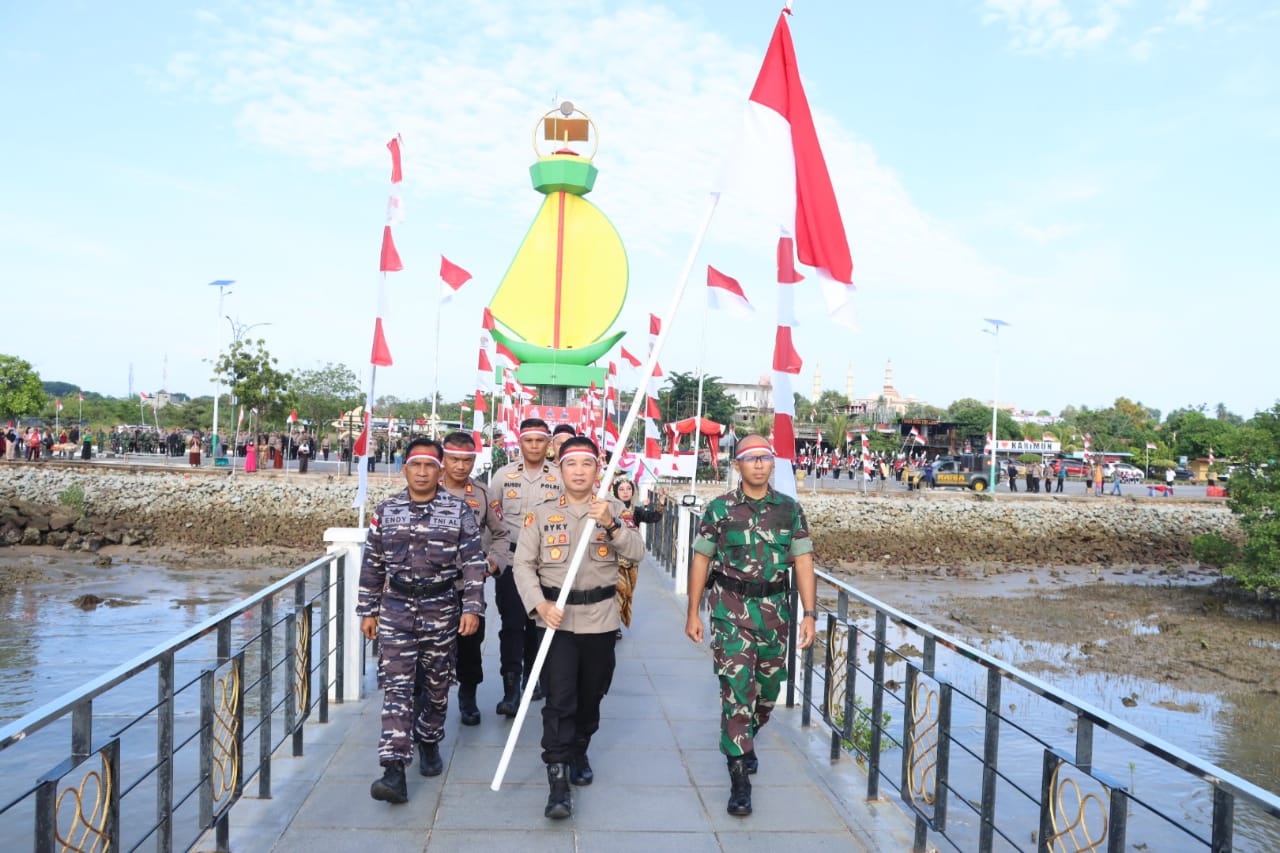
{"left": 439, "top": 431, "right": 510, "bottom": 726}
{"left": 513, "top": 435, "right": 645, "bottom": 819}
{"left": 493, "top": 418, "right": 563, "bottom": 715}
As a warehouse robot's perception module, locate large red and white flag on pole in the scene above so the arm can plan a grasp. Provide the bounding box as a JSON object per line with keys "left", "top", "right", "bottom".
{"left": 287, "top": 409, "right": 298, "bottom": 425}
{"left": 706, "top": 265, "right": 754, "bottom": 319}
{"left": 740, "top": 11, "right": 854, "bottom": 326}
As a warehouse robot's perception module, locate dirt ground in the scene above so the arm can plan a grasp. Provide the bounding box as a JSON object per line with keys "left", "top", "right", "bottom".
{"left": 832, "top": 561, "right": 1280, "bottom": 697}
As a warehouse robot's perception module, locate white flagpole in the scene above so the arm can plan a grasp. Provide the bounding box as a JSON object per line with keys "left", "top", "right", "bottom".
{"left": 430, "top": 297, "right": 443, "bottom": 438}
{"left": 690, "top": 284, "right": 710, "bottom": 497}
{"left": 491, "top": 191, "right": 721, "bottom": 791}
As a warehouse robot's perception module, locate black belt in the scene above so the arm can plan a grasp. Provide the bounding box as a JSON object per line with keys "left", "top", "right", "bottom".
{"left": 540, "top": 584, "right": 616, "bottom": 605}
{"left": 388, "top": 575, "right": 457, "bottom": 599}
{"left": 710, "top": 572, "right": 789, "bottom": 598}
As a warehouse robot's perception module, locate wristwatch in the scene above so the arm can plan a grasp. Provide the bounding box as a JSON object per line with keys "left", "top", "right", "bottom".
{"left": 604, "top": 518, "right": 622, "bottom": 535}
{"left": 803, "top": 610, "right": 818, "bottom": 619}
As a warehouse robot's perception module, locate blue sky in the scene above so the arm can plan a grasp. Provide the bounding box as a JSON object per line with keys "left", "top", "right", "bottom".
{"left": 2, "top": 0, "right": 1276, "bottom": 419}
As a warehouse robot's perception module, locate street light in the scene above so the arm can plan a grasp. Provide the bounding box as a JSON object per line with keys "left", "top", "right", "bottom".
{"left": 983, "top": 318, "right": 1009, "bottom": 496}
{"left": 209, "top": 280, "right": 235, "bottom": 458}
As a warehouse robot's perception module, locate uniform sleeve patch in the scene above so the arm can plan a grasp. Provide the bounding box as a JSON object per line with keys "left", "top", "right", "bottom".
{"left": 523, "top": 512, "right": 536, "bottom": 528}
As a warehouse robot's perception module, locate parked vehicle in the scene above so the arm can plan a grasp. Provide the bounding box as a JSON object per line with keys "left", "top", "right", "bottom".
{"left": 931, "top": 459, "right": 990, "bottom": 491}
{"left": 1105, "top": 462, "right": 1144, "bottom": 483}
{"left": 1052, "top": 458, "right": 1090, "bottom": 477}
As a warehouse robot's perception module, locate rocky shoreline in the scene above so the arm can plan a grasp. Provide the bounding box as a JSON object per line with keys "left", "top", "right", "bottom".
{"left": 0, "top": 466, "right": 1239, "bottom": 565}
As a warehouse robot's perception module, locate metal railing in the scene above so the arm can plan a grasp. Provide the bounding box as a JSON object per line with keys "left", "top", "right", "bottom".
{"left": 0, "top": 553, "right": 349, "bottom": 853}
{"left": 790, "top": 568, "right": 1280, "bottom": 853}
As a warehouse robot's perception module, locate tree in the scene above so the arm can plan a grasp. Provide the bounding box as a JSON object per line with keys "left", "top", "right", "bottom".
{"left": 290, "top": 363, "right": 362, "bottom": 431}
{"left": 657, "top": 372, "right": 736, "bottom": 430}
{"left": 1222, "top": 403, "right": 1280, "bottom": 590}
{"left": 824, "top": 414, "right": 850, "bottom": 452}
{"left": 903, "top": 402, "right": 945, "bottom": 420}
{"left": 947, "top": 399, "right": 1019, "bottom": 441}
{"left": 0, "top": 355, "right": 44, "bottom": 420}
{"left": 815, "top": 389, "right": 849, "bottom": 414}
{"left": 211, "top": 339, "right": 293, "bottom": 426}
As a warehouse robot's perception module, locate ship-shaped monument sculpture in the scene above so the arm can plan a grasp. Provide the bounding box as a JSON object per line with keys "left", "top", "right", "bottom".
{"left": 488, "top": 102, "right": 627, "bottom": 390}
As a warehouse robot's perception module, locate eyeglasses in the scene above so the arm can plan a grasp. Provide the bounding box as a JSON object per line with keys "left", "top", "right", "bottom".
{"left": 738, "top": 454, "right": 775, "bottom": 465}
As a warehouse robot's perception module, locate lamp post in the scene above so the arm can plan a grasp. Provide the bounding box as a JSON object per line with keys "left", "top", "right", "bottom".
{"left": 209, "top": 280, "right": 235, "bottom": 458}
{"left": 223, "top": 316, "right": 272, "bottom": 466}
{"left": 983, "top": 318, "right": 1009, "bottom": 496}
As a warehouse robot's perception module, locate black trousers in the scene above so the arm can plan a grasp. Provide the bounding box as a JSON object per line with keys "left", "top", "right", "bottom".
{"left": 539, "top": 628, "right": 616, "bottom": 764}
{"left": 495, "top": 570, "right": 538, "bottom": 680}
{"left": 455, "top": 614, "right": 486, "bottom": 686}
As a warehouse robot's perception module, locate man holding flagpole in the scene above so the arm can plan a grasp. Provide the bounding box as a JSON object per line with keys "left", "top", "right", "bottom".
{"left": 512, "top": 435, "right": 644, "bottom": 819}
{"left": 685, "top": 433, "right": 817, "bottom": 816}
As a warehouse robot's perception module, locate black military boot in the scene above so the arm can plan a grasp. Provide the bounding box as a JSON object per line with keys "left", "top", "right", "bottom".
{"left": 370, "top": 762, "right": 408, "bottom": 804}
{"left": 569, "top": 752, "right": 593, "bottom": 786}
{"left": 545, "top": 762, "right": 572, "bottom": 819}
{"left": 726, "top": 756, "right": 753, "bottom": 816}
{"left": 458, "top": 683, "right": 481, "bottom": 726}
{"left": 743, "top": 749, "right": 759, "bottom": 775}
{"left": 496, "top": 673, "right": 520, "bottom": 717}
{"left": 417, "top": 741, "right": 443, "bottom": 777}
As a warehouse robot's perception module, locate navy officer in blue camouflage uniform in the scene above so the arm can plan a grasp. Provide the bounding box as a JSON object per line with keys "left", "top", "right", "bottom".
{"left": 358, "top": 437, "right": 487, "bottom": 804}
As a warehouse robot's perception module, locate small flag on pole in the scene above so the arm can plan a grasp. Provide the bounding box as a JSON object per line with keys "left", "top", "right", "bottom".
{"left": 287, "top": 409, "right": 298, "bottom": 424}
{"left": 440, "top": 256, "right": 472, "bottom": 303}
{"left": 55, "top": 398, "right": 63, "bottom": 412}
{"left": 1042, "top": 433, "right": 1055, "bottom": 442}
{"left": 706, "top": 266, "right": 754, "bottom": 319}
{"left": 1145, "top": 441, "right": 1157, "bottom": 450}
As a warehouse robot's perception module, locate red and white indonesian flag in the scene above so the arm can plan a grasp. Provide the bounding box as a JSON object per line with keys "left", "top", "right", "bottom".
{"left": 55, "top": 398, "right": 63, "bottom": 412}
{"left": 909, "top": 426, "right": 925, "bottom": 445}
{"left": 736, "top": 11, "right": 854, "bottom": 326}
{"left": 287, "top": 409, "right": 298, "bottom": 424}
{"left": 440, "top": 256, "right": 472, "bottom": 304}
{"left": 707, "top": 266, "right": 754, "bottom": 319}
{"left": 1146, "top": 442, "right": 1157, "bottom": 450}
{"left": 1209, "top": 446, "right": 1215, "bottom": 465}
{"left": 1042, "top": 432, "right": 1055, "bottom": 442}
{"left": 984, "top": 432, "right": 993, "bottom": 453}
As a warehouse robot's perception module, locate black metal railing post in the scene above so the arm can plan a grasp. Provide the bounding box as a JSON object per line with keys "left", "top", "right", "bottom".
{"left": 259, "top": 596, "right": 274, "bottom": 799}
{"left": 978, "top": 669, "right": 1001, "bottom": 853}
{"left": 319, "top": 562, "right": 331, "bottom": 724}
{"left": 866, "top": 610, "right": 887, "bottom": 801}
{"left": 157, "top": 652, "right": 175, "bottom": 850}
{"left": 334, "top": 553, "right": 346, "bottom": 703}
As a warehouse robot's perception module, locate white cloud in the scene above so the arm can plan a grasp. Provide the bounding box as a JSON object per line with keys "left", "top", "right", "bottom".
{"left": 982, "top": 0, "right": 1127, "bottom": 55}
{"left": 1173, "top": 0, "right": 1210, "bottom": 27}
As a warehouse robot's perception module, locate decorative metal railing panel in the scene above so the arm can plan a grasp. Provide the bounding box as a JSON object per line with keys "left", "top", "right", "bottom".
{"left": 0, "top": 553, "right": 347, "bottom": 853}
{"left": 788, "top": 568, "right": 1280, "bottom": 852}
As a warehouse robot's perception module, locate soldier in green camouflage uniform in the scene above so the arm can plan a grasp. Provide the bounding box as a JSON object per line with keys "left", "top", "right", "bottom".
{"left": 686, "top": 434, "right": 817, "bottom": 817}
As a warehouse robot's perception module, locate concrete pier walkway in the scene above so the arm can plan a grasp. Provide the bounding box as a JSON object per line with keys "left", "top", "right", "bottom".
{"left": 219, "top": 556, "right": 915, "bottom": 852}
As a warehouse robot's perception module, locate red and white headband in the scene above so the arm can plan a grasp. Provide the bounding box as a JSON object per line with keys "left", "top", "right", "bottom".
{"left": 519, "top": 427, "right": 551, "bottom": 438}
{"left": 405, "top": 447, "right": 443, "bottom": 466}
{"left": 557, "top": 446, "right": 598, "bottom": 464}
{"left": 735, "top": 446, "right": 775, "bottom": 461}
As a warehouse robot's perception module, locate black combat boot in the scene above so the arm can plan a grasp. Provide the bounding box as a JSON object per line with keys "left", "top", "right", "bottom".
{"left": 569, "top": 752, "right": 593, "bottom": 786}
{"left": 496, "top": 673, "right": 520, "bottom": 717}
{"left": 726, "top": 756, "right": 753, "bottom": 816}
{"left": 743, "top": 749, "right": 758, "bottom": 775}
{"left": 545, "top": 762, "right": 572, "bottom": 819}
{"left": 370, "top": 762, "right": 408, "bottom": 804}
{"left": 458, "top": 683, "right": 481, "bottom": 726}
{"left": 417, "top": 741, "right": 443, "bottom": 777}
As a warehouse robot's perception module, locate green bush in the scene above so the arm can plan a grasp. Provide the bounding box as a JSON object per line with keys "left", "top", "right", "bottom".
{"left": 1224, "top": 470, "right": 1280, "bottom": 592}
{"left": 833, "top": 696, "right": 892, "bottom": 765}
{"left": 1190, "top": 532, "right": 1240, "bottom": 568}
{"left": 58, "top": 482, "right": 86, "bottom": 518}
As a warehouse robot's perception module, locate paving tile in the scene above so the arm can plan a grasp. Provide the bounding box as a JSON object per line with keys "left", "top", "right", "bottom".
{"left": 271, "top": 828, "right": 429, "bottom": 853}
{"left": 290, "top": 778, "right": 444, "bottom": 830}
{"left": 569, "top": 779, "right": 714, "bottom": 833}
{"left": 702, "top": 784, "right": 846, "bottom": 832}
{"left": 431, "top": 782, "right": 564, "bottom": 831}
{"left": 427, "top": 829, "right": 574, "bottom": 853}
{"left": 713, "top": 830, "right": 874, "bottom": 852}
{"left": 577, "top": 830, "right": 721, "bottom": 853}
